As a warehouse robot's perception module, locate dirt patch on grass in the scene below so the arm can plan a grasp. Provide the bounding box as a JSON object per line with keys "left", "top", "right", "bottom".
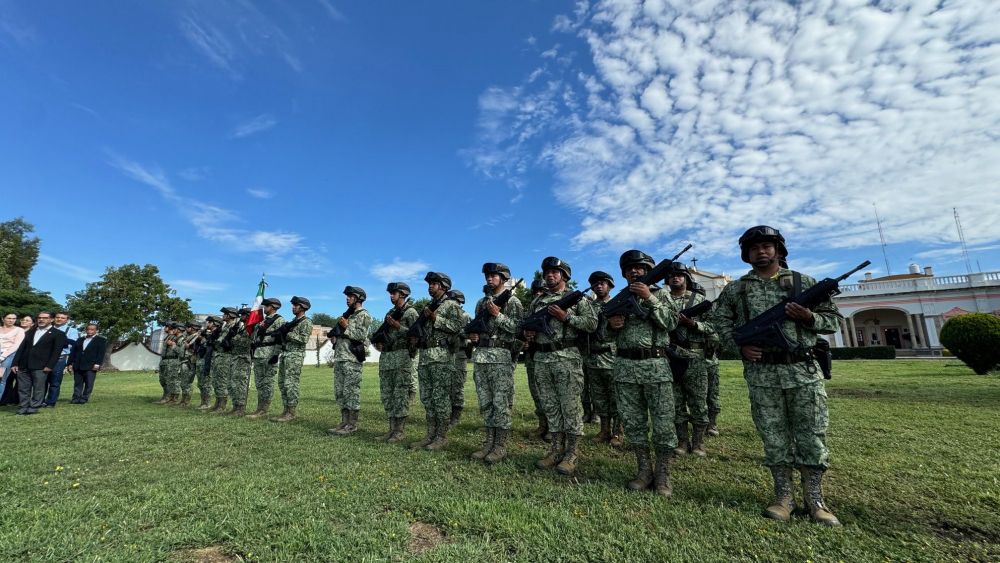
{"left": 827, "top": 388, "right": 887, "bottom": 399}
{"left": 408, "top": 521, "right": 448, "bottom": 555}
{"left": 932, "top": 519, "right": 1000, "bottom": 544}
{"left": 173, "top": 546, "right": 240, "bottom": 562}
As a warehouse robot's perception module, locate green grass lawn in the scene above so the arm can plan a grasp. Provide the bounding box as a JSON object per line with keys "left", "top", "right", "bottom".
{"left": 2, "top": 360, "right": 998, "bottom": 562}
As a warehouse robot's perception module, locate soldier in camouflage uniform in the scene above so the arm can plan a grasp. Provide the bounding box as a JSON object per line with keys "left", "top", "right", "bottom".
{"left": 155, "top": 325, "right": 169, "bottom": 403}
{"left": 709, "top": 226, "right": 841, "bottom": 526}
{"left": 328, "top": 286, "right": 373, "bottom": 436}
{"left": 209, "top": 307, "right": 238, "bottom": 413}
{"left": 178, "top": 321, "right": 200, "bottom": 406}
{"left": 524, "top": 257, "right": 598, "bottom": 476}
{"left": 374, "top": 282, "right": 419, "bottom": 442}
{"left": 583, "top": 271, "right": 620, "bottom": 445}
{"left": 195, "top": 317, "right": 219, "bottom": 409}
{"left": 449, "top": 290, "right": 471, "bottom": 429}
{"left": 409, "top": 272, "right": 464, "bottom": 451}
{"left": 467, "top": 262, "right": 524, "bottom": 465}
{"left": 225, "top": 308, "right": 252, "bottom": 416}
{"left": 247, "top": 298, "right": 284, "bottom": 419}
{"left": 523, "top": 278, "right": 549, "bottom": 440}
{"left": 665, "top": 264, "right": 714, "bottom": 457}
{"left": 607, "top": 250, "right": 682, "bottom": 497}
{"left": 259, "top": 296, "right": 313, "bottom": 423}
{"left": 704, "top": 323, "right": 722, "bottom": 436}
{"left": 157, "top": 324, "right": 182, "bottom": 404}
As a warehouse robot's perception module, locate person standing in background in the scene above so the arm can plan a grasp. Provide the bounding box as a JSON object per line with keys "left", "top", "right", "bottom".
{"left": 67, "top": 322, "right": 107, "bottom": 404}
{"left": 0, "top": 313, "right": 26, "bottom": 404}
{"left": 44, "top": 311, "right": 78, "bottom": 407}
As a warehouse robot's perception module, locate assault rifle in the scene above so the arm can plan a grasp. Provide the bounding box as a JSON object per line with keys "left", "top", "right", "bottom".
{"left": 219, "top": 321, "right": 243, "bottom": 353}
{"left": 407, "top": 293, "right": 453, "bottom": 355}
{"left": 732, "top": 260, "right": 870, "bottom": 377}
{"left": 371, "top": 302, "right": 408, "bottom": 349}
{"left": 464, "top": 279, "right": 524, "bottom": 340}
{"left": 518, "top": 285, "right": 595, "bottom": 337}
{"left": 261, "top": 315, "right": 307, "bottom": 365}
{"left": 602, "top": 244, "right": 693, "bottom": 319}
{"left": 327, "top": 307, "right": 367, "bottom": 363}
{"left": 670, "top": 299, "right": 714, "bottom": 350}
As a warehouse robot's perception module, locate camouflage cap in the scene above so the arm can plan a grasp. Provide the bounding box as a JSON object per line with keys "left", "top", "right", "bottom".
{"left": 424, "top": 272, "right": 452, "bottom": 290}
{"left": 343, "top": 286, "right": 367, "bottom": 301}
{"left": 482, "top": 262, "right": 511, "bottom": 281}
{"left": 530, "top": 278, "right": 546, "bottom": 294}
{"left": 206, "top": 316, "right": 220, "bottom": 324}
{"left": 386, "top": 282, "right": 411, "bottom": 296}
{"left": 290, "top": 296, "right": 311, "bottom": 310}
{"left": 262, "top": 297, "right": 282, "bottom": 308}
{"left": 668, "top": 263, "right": 695, "bottom": 286}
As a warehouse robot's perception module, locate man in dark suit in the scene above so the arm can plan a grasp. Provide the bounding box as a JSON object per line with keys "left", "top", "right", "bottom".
{"left": 67, "top": 322, "right": 107, "bottom": 404}
{"left": 11, "top": 311, "right": 67, "bottom": 415}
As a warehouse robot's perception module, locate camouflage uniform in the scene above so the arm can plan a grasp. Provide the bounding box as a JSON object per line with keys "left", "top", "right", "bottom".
{"left": 161, "top": 332, "right": 182, "bottom": 397}
{"left": 196, "top": 338, "right": 212, "bottom": 404}
{"left": 705, "top": 331, "right": 722, "bottom": 433}
{"left": 416, "top": 299, "right": 464, "bottom": 423}
{"left": 528, "top": 290, "right": 598, "bottom": 438}
{"left": 228, "top": 323, "right": 252, "bottom": 409}
{"left": 710, "top": 268, "right": 841, "bottom": 469}
{"left": 252, "top": 313, "right": 284, "bottom": 406}
{"left": 278, "top": 316, "right": 313, "bottom": 410}
{"left": 583, "top": 296, "right": 617, "bottom": 432}
{"left": 666, "top": 289, "right": 713, "bottom": 455}
{"left": 211, "top": 320, "right": 235, "bottom": 400}
{"left": 450, "top": 309, "right": 472, "bottom": 422}
{"left": 610, "top": 288, "right": 681, "bottom": 453}
{"left": 332, "top": 308, "right": 373, "bottom": 412}
{"left": 180, "top": 332, "right": 198, "bottom": 397}
{"left": 471, "top": 293, "right": 524, "bottom": 430}
{"left": 378, "top": 306, "right": 419, "bottom": 418}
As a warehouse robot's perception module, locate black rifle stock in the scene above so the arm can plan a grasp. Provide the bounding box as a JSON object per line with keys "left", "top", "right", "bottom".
{"left": 371, "top": 302, "right": 408, "bottom": 348}
{"left": 602, "top": 244, "right": 693, "bottom": 319}
{"left": 518, "top": 286, "right": 594, "bottom": 337}
{"left": 327, "top": 307, "right": 366, "bottom": 363}
{"left": 465, "top": 279, "right": 524, "bottom": 339}
{"left": 406, "top": 295, "right": 451, "bottom": 354}
{"left": 732, "top": 260, "right": 870, "bottom": 355}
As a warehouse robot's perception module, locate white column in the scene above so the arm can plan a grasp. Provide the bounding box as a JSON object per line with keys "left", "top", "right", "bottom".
{"left": 830, "top": 325, "right": 844, "bottom": 347}
{"left": 847, "top": 316, "right": 857, "bottom": 346}
{"left": 905, "top": 314, "right": 917, "bottom": 349}
{"left": 923, "top": 316, "right": 941, "bottom": 347}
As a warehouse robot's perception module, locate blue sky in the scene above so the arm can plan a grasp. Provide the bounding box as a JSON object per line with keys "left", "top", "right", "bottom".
{"left": 3, "top": 0, "right": 999, "bottom": 319}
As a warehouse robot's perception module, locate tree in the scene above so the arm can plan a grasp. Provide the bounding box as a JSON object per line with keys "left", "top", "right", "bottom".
{"left": 940, "top": 313, "right": 1000, "bottom": 375}
{"left": 411, "top": 297, "right": 431, "bottom": 313}
{"left": 0, "top": 287, "right": 61, "bottom": 318}
{"left": 514, "top": 270, "right": 579, "bottom": 309}
{"left": 66, "top": 264, "right": 193, "bottom": 350}
{"left": 0, "top": 217, "right": 41, "bottom": 290}
{"left": 311, "top": 312, "right": 338, "bottom": 328}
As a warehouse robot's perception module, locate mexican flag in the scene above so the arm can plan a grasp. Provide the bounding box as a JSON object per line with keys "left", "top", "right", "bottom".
{"left": 246, "top": 276, "right": 266, "bottom": 334}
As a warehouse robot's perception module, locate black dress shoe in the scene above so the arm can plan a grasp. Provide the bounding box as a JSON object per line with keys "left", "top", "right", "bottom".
{"left": 25, "top": 408, "right": 39, "bottom": 414}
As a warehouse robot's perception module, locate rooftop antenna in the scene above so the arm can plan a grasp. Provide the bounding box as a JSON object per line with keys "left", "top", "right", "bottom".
{"left": 954, "top": 208, "right": 973, "bottom": 274}
{"left": 873, "top": 203, "right": 891, "bottom": 276}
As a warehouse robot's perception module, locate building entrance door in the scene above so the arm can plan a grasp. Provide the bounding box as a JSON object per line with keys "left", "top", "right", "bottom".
{"left": 883, "top": 327, "right": 902, "bottom": 349}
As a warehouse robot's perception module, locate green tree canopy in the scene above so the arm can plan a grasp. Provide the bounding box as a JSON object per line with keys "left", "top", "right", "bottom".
{"left": 0, "top": 287, "right": 62, "bottom": 319}
{"left": 0, "top": 217, "right": 41, "bottom": 290}
{"left": 66, "top": 264, "right": 192, "bottom": 344}
{"left": 311, "top": 312, "right": 338, "bottom": 328}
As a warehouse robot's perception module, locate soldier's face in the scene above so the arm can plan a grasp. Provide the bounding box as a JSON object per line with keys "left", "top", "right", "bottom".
{"left": 484, "top": 273, "right": 503, "bottom": 290}
{"left": 593, "top": 280, "right": 610, "bottom": 298}
{"left": 346, "top": 295, "right": 358, "bottom": 307}
{"left": 428, "top": 282, "right": 444, "bottom": 299}
{"left": 389, "top": 291, "right": 404, "bottom": 306}
{"left": 624, "top": 265, "right": 647, "bottom": 283}
{"left": 265, "top": 305, "right": 277, "bottom": 315}
{"left": 543, "top": 269, "right": 563, "bottom": 289}
{"left": 748, "top": 242, "right": 777, "bottom": 267}
{"left": 668, "top": 274, "right": 687, "bottom": 290}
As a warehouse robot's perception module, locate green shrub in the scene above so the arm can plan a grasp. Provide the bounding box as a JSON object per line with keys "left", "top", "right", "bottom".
{"left": 831, "top": 346, "right": 896, "bottom": 360}
{"left": 939, "top": 313, "right": 1000, "bottom": 375}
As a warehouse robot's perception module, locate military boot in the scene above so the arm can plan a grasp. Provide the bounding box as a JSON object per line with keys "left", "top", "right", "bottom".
{"left": 534, "top": 414, "right": 549, "bottom": 441}
{"left": 388, "top": 417, "right": 407, "bottom": 443}
{"left": 411, "top": 416, "right": 436, "bottom": 449}
{"left": 582, "top": 404, "right": 595, "bottom": 424}
{"left": 272, "top": 406, "right": 296, "bottom": 423}
{"left": 801, "top": 467, "right": 841, "bottom": 526}
{"left": 165, "top": 393, "right": 179, "bottom": 405}
{"left": 536, "top": 432, "right": 564, "bottom": 470}
{"left": 609, "top": 419, "right": 625, "bottom": 449}
{"left": 246, "top": 400, "right": 271, "bottom": 419}
{"left": 155, "top": 391, "right": 170, "bottom": 404}
{"left": 448, "top": 406, "right": 463, "bottom": 429}
{"left": 380, "top": 418, "right": 396, "bottom": 441}
{"left": 763, "top": 466, "right": 796, "bottom": 522}
{"left": 177, "top": 393, "right": 191, "bottom": 406}
{"left": 335, "top": 410, "right": 359, "bottom": 436}
{"left": 653, "top": 451, "right": 673, "bottom": 497}
{"left": 484, "top": 429, "right": 509, "bottom": 465}
{"left": 593, "top": 416, "right": 611, "bottom": 444}
{"left": 211, "top": 397, "right": 229, "bottom": 413}
{"left": 226, "top": 403, "right": 245, "bottom": 417}
{"left": 471, "top": 427, "right": 496, "bottom": 461}
{"left": 425, "top": 418, "right": 449, "bottom": 451}
{"left": 197, "top": 395, "right": 212, "bottom": 410}
{"left": 204, "top": 397, "right": 220, "bottom": 412}
{"left": 627, "top": 445, "right": 654, "bottom": 491}
{"left": 691, "top": 424, "right": 708, "bottom": 458}
{"left": 674, "top": 423, "right": 690, "bottom": 456}
{"left": 707, "top": 412, "right": 720, "bottom": 436}
{"left": 556, "top": 434, "right": 580, "bottom": 476}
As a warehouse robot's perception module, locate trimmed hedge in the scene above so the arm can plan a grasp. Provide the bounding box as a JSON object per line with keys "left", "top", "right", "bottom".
{"left": 831, "top": 346, "right": 896, "bottom": 360}
{"left": 939, "top": 313, "right": 1000, "bottom": 375}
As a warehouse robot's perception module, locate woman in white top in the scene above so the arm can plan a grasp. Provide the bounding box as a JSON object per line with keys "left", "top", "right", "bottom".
{"left": 0, "top": 312, "right": 26, "bottom": 401}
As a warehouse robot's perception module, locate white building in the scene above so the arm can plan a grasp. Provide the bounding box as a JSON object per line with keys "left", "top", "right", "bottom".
{"left": 829, "top": 264, "right": 1000, "bottom": 355}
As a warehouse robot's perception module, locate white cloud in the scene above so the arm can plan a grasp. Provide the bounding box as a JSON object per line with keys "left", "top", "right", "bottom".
{"left": 178, "top": 166, "right": 210, "bottom": 181}
{"left": 317, "top": 0, "right": 348, "bottom": 22}
{"left": 170, "top": 279, "right": 229, "bottom": 293}
{"left": 37, "top": 254, "right": 98, "bottom": 283}
{"left": 370, "top": 259, "right": 430, "bottom": 282}
{"left": 246, "top": 188, "right": 274, "bottom": 199}
{"left": 107, "top": 152, "right": 324, "bottom": 272}
{"left": 471, "top": 0, "right": 1000, "bottom": 258}
{"left": 230, "top": 114, "right": 277, "bottom": 139}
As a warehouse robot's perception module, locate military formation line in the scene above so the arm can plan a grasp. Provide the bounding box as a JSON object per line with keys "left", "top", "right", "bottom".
{"left": 154, "top": 226, "right": 848, "bottom": 527}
